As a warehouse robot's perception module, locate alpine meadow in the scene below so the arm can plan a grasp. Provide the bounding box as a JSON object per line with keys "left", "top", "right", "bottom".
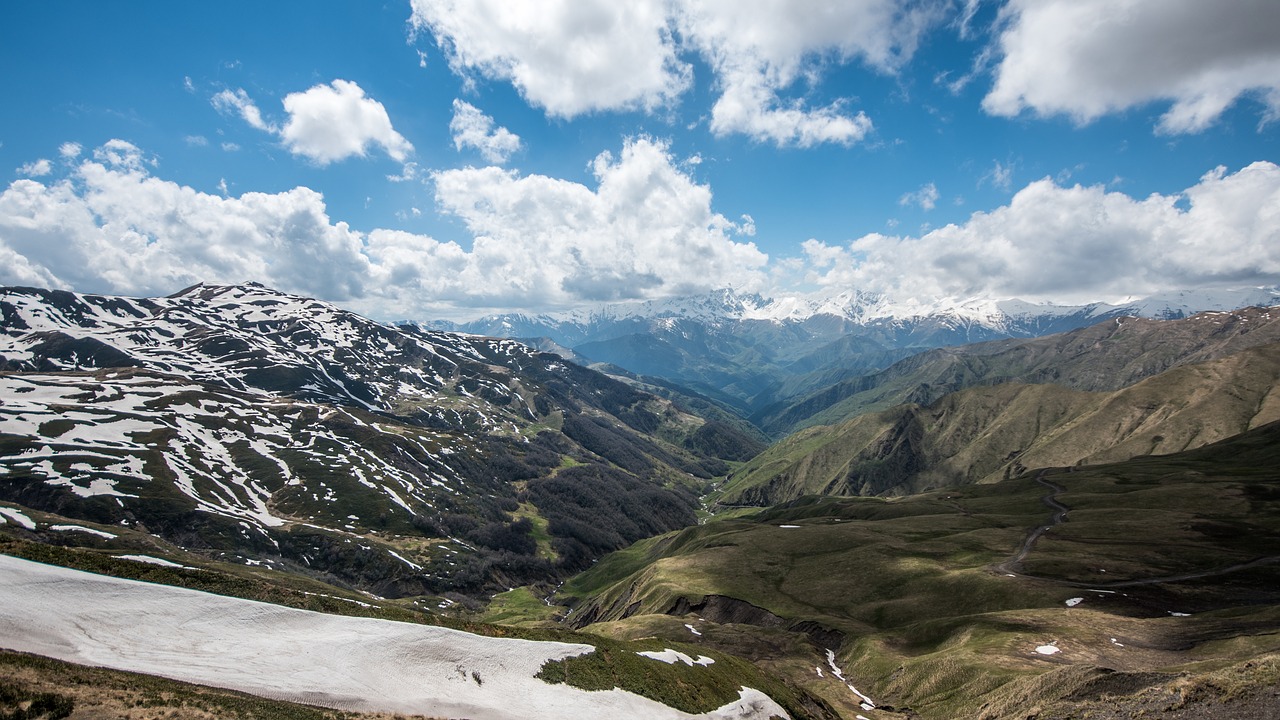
{"left": 2, "top": 2, "right": 1279, "bottom": 719}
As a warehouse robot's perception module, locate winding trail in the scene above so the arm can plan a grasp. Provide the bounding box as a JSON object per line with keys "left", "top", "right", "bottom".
{"left": 995, "top": 470, "right": 1280, "bottom": 588}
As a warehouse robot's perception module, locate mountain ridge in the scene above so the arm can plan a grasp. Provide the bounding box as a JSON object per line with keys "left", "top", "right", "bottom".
{"left": 0, "top": 283, "right": 754, "bottom": 597}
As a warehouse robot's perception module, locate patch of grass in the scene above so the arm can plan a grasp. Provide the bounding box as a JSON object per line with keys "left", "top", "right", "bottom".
{"left": 536, "top": 636, "right": 827, "bottom": 719}
{"left": 478, "top": 586, "right": 564, "bottom": 627}
{"left": 0, "top": 650, "right": 430, "bottom": 720}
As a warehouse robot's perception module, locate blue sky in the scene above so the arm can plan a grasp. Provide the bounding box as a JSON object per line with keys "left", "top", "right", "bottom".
{"left": 1, "top": 0, "right": 1278, "bottom": 320}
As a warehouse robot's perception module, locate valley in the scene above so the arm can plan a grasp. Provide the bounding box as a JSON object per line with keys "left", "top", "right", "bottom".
{"left": 2, "top": 283, "right": 1279, "bottom": 719}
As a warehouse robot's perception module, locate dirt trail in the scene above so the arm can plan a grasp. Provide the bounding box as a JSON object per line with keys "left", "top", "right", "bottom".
{"left": 995, "top": 471, "right": 1280, "bottom": 588}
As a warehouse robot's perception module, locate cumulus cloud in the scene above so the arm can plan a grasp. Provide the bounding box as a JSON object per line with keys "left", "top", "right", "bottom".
{"left": 674, "top": 0, "right": 940, "bottom": 147}
{"left": 212, "top": 81, "right": 413, "bottom": 165}
{"left": 16, "top": 159, "right": 52, "bottom": 177}
{"left": 280, "top": 80, "right": 414, "bottom": 165}
{"left": 449, "top": 100, "right": 521, "bottom": 163}
{"left": 0, "top": 141, "right": 370, "bottom": 300}
{"left": 984, "top": 0, "right": 1280, "bottom": 133}
{"left": 410, "top": 0, "right": 690, "bottom": 118}
{"left": 427, "top": 136, "right": 767, "bottom": 305}
{"left": 409, "top": 0, "right": 944, "bottom": 147}
{"left": 58, "top": 143, "right": 82, "bottom": 160}
{"left": 0, "top": 138, "right": 765, "bottom": 318}
{"left": 801, "top": 162, "right": 1280, "bottom": 304}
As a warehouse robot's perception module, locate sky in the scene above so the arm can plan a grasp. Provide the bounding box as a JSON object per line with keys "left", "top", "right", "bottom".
{"left": 1, "top": 0, "right": 1278, "bottom": 321}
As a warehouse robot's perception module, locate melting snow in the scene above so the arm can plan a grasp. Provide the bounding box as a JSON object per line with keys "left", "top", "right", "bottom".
{"left": 826, "top": 649, "right": 875, "bottom": 708}
{"left": 50, "top": 524, "right": 117, "bottom": 539}
{"left": 685, "top": 623, "right": 702, "bottom": 636}
{"left": 1034, "top": 643, "right": 1061, "bottom": 655}
{"left": 637, "top": 649, "right": 716, "bottom": 667}
{"left": 778, "top": 525, "right": 801, "bottom": 529}
{"left": 1065, "top": 597, "right": 1084, "bottom": 607}
{"left": 114, "top": 555, "right": 188, "bottom": 568}
{"left": 0, "top": 507, "right": 36, "bottom": 530}
{"left": 0, "top": 557, "right": 786, "bottom": 719}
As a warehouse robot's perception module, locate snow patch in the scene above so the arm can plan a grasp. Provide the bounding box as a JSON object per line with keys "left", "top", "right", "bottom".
{"left": 50, "top": 524, "right": 117, "bottom": 539}
{"left": 637, "top": 649, "right": 716, "bottom": 667}
{"left": 1034, "top": 643, "right": 1061, "bottom": 655}
{"left": 1065, "top": 597, "right": 1083, "bottom": 607}
{"left": 0, "top": 507, "right": 36, "bottom": 530}
{"left": 114, "top": 554, "right": 188, "bottom": 568}
{"left": 0, "top": 557, "right": 785, "bottom": 720}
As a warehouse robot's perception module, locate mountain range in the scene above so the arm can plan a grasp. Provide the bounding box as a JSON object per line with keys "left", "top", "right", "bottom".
{"left": 425, "top": 286, "right": 1280, "bottom": 424}
{"left": 4, "top": 281, "right": 1280, "bottom": 719}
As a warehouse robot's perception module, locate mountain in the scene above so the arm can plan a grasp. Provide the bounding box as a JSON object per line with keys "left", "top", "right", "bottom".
{"left": 558, "top": 421, "right": 1280, "bottom": 719}
{"left": 721, "top": 339, "right": 1280, "bottom": 504}
{"left": 426, "top": 286, "right": 1280, "bottom": 424}
{"left": 755, "top": 305, "right": 1280, "bottom": 435}
{"left": 0, "top": 283, "right": 758, "bottom": 597}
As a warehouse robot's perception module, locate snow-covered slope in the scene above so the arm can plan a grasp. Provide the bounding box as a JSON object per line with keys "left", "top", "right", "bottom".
{"left": 0, "top": 555, "right": 788, "bottom": 720}
{"left": 0, "top": 283, "right": 742, "bottom": 596}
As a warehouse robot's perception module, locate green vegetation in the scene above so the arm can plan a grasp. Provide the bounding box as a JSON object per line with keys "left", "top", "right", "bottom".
{"left": 536, "top": 636, "right": 832, "bottom": 719}
{"left": 561, "top": 421, "right": 1280, "bottom": 718}
{"left": 477, "top": 586, "right": 564, "bottom": 627}
{"left": 0, "top": 651, "right": 421, "bottom": 720}
{"left": 722, "top": 342, "right": 1280, "bottom": 505}
{"left": 756, "top": 306, "right": 1280, "bottom": 436}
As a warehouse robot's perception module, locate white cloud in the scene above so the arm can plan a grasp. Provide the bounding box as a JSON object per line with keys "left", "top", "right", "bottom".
{"left": 899, "top": 182, "right": 939, "bottom": 210}
{"left": 802, "top": 162, "right": 1280, "bottom": 304}
{"left": 280, "top": 80, "right": 414, "bottom": 165}
{"left": 184, "top": 135, "right": 208, "bottom": 147}
{"left": 211, "top": 88, "right": 274, "bottom": 132}
{"left": 0, "top": 141, "right": 370, "bottom": 300}
{"left": 183, "top": 76, "right": 195, "bottom": 93}
{"left": 449, "top": 100, "right": 521, "bottom": 164}
{"left": 387, "top": 162, "right": 421, "bottom": 183}
{"left": 984, "top": 0, "right": 1280, "bottom": 133}
{"left": 426, "top": 137, "right": 767, "bottom": 306}
{"left": 674, "top": 0, "right": 940, "bottom": 147}
{"left": 16, "top": 159, "right": 52, "bottom": 177}
{"left": 58, "top": 143, "right": 82, "bottom": 160}
{"left": 410, "top": 0, "right": 945, "bottom": 147}
{"left": 221, "top": 142, "right": 240, "bottom": 152}
{"left": 212, "top": 81, "right": 413, "bottom": 166}
{"left": 409, "top": 0, "right": 690, "bottom": 118}
{"left": 0, "top": 138, "right": 765, "bottom": 319}
{"left": 986, "top": 160, "right": 1013, "bottom": 191}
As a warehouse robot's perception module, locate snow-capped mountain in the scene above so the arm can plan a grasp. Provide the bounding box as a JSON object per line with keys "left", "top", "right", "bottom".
{"left": 0, "top": 283, "right": 748, "bottom": 597}
{"left": 426, "top": 286, "right": 1280, "bottom": 417}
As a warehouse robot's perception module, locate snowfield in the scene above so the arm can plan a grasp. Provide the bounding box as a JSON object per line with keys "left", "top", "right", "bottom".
{"left": 0, "top": 556, "right": 788, "bottom": 720}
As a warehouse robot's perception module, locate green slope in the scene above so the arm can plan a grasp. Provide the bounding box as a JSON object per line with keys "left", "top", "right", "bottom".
{"left": 757, "top": 306, "right": 1280, "bottom": 436}
{"left": 720, "top": 341, "right": 1280, "bottom": 505}
{"left": 559, "top": 421, "right": 1280, "bottom": 719}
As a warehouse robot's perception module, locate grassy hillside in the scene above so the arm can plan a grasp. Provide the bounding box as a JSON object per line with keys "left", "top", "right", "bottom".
{"left": 719, "top": 341, "right": 1280, "bottom": 505}
{"left": 756, "top": 306, "right": 1280, "bottom": 436}
{"left": 560, "top": 421, "right": 1280, "bottom": 718}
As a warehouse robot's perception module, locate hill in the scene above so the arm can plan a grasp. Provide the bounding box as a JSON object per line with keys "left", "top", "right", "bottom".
{"left": 557, "top": 421, "right": 1280, "bottom": 719}
{"left": 720, "top": 340, "right": 1280, "bottom": 505}
{"left": 755, "top": 306, "right": 1280, "bottom": 436}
